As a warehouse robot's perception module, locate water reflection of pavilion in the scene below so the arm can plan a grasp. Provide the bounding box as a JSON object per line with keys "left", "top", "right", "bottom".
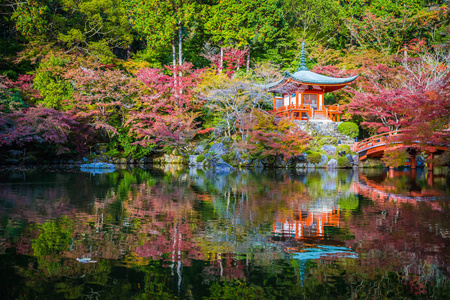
{"left": 272, "top": 206, "right": 340, "bottom": 241}
{"left": 271, "top": 201, "right": 356, "bottom": 286}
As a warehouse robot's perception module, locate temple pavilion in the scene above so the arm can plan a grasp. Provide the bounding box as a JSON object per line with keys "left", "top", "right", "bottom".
{"left": 264, "top": 43, "right": 358, "bottom": 122}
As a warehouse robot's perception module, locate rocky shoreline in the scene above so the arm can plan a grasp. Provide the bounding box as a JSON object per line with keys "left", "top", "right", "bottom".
{"left": 0, "top": 122, "right": 428, "bottom": 172}
{"left": 1, "top": 141, "right": 421, "bottom": 173}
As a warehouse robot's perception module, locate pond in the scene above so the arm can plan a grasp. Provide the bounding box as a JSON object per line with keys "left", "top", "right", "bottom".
{"left": 0, "top": 166, "right": 449, "bottom": 299}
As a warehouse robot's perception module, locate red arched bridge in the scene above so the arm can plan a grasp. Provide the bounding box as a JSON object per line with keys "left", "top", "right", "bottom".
{"left": 353, "top": 131, "right": 448, "bottom": 170}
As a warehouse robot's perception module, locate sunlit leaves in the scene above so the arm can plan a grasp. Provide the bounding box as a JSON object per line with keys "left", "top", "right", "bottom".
{"left": 244, "top": 110, "right": 311, "bottom": 161}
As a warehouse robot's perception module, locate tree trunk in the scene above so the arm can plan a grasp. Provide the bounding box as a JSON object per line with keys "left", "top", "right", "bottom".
{"left": 178, "top": 23, "right": 183, "bottom": 67}
{"left": 172, "top": 38, "right": 178, "bottom": 103}
{"left": 246, "top": 45, "right": 251, "bottom": 73}
{"left": 219, "top": 47, "right": 223, "bottom": 73}
{"left": 178, "top": 24, "right": 183, "bottom": 95}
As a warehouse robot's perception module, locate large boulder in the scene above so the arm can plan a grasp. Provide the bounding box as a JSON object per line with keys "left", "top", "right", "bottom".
{"left": 208, "top": 143, "right": 228, "bottom": 156}
{"left": 215, "top": 161, "right": 235, "bottom": 175}
{"left": 194, "top": 145, "right": 205, "bottom": 154}
{"left": 275, "top": 156, "right": 288, "bottom": 168}
{"left": 296, "top": 153, "right": 307, "bottom": 162}
{"left": 327, "top": 159, "right": 337, "bottom": 169}
{"left": 189, "top": 155, "right": 204, "bottom": 167}
{"left": 321, "top": 145, "right": 337, "bottom": 156}
{"left": 318, "top": 154, "right": 329, "bottom": 167}
{"left": 352, "top": 155, "right": 359, "bottom": 166}
{"left": 346, "top": 154, "right": 354, "bottom": 164}
{"left": 189, "top": 155, "right": 196, "bottom": 165}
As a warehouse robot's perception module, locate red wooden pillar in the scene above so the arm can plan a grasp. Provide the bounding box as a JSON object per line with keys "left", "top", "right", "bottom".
{"left": 427, "top": 171, "right": 434, "bottom": 187}
{"left": 410, "top": 152, "right": 417, "bottom": 169}
{"left": 388, "top": 167, "right": 395, "bottom": 178}
{"left": 410, "top": 168, "right": 417, "bottom": 181}
{"left": 273, "top": 96, "right": 276, "bottom": 111}
{"left": 428, "top": 152, "right": 434, "bottom": 171}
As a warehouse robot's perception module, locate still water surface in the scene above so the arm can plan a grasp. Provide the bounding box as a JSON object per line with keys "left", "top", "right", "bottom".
{"left": 0, "top": 167, "right": 449, "bottom": 299}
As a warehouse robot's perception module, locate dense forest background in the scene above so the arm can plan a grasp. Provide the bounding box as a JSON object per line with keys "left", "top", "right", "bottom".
{"left": 0, "top": 0, "right": 449, "bottom": 162}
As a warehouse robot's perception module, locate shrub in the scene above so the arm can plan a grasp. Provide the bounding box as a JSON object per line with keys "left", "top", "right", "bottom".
{"left": 34, "top": 54, "right": 73, "bottom": 110}
{"left": 338, "top": 122, "right": 359, "bottom": 138}
{"left": 337, "top": 144, "right": 351, "bottom": 154}
{"left": 310, "top": 136, "right": 338, "bottom": 148}
{"left": 307, "top": 151, "right": 322, "bottom": 165}
{"left": 196, "top": 154, "right": 205, "bottom": 163}
{"left": 381, "top": 149, "right": 408, "bottom": 168}
{"left": 337, "top": 156, "right": 351, "bottom": 168}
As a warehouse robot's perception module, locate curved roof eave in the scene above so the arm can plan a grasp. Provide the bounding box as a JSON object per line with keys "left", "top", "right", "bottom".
{"left": 287, "top": 70, "right": 359, "bottom": 85}
{"left": 263, "top": 71, "right": 358, "bottom": 92}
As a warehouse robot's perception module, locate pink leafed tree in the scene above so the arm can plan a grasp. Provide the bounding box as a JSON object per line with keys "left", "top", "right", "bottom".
{"left": 0, "top": 105, "right": 89, "bottom": 155}
{"left": 6, "top": 74, "right": 41, "bottom": 100}
{"left": 64, "top": 66, "right": 140, "bottom": 140}
{"left": 201, "top": 46, "right": 247, "bottom": 76}
{"left": 346, "top": 50, "right": 450, "bottom": 148}
{"left": 127, "top": 63, "right": 204, "bottom": 156}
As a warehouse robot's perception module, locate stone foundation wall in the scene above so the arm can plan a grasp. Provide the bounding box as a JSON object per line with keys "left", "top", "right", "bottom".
{"left": 295, "top": 121, "right": 355, "bottom": 144}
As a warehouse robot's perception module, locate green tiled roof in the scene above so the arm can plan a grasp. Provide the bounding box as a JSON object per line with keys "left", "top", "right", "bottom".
{"left": 263, "top": 71, "right": 358, "bottom": 91}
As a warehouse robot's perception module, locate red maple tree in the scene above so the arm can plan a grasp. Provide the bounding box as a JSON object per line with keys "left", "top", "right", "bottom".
{"left": 126, "top": 63, "right": 204, "bottom": 156}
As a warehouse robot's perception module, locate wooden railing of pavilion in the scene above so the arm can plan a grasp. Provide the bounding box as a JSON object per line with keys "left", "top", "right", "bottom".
{"left": 273, "top": 104, "right": 341, "bottom": 121}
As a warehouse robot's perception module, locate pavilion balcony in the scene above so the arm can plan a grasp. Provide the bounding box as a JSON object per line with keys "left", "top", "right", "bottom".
{"left": 273, "top": 104, "right": 341, "bottom": 122}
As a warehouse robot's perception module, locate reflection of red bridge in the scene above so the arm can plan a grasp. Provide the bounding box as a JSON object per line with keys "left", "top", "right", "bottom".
{"left": 351, "top": 173, "right": 446, "bottom": 210}
{"left": 354, "top": 131, "right": 448, "bottom": 170}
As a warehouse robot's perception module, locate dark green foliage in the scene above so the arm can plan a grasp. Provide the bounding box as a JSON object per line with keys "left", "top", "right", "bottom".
{"left": 32, "top": 217, "right": 73, "bottom": 256}
{"left": 307, "top": 151, "right": 322, "bottom": 165}
{"left": 338, "top": 122, "right": 359, "bottom": 138}
{"left": 337, "top": 156, "right": 351, "bottom": 168}
{"left": 0, "top": 88, "right": 27, "bottom": 113}
{"left": 205, "top": 280, "right": 264, "bottom": 300}
{"left": 337, "top": 144, "right": 352, "bottom": 155}
{"left": 196, "top": 154, "right": 205, "bottom": 163}
{"left": 33, "top": 54, "right": 73, "bottom": 109}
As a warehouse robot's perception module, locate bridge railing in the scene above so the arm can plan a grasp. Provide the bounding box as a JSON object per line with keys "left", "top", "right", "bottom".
{"left": 354, "top": 131, "right": 402, "bottom": 153}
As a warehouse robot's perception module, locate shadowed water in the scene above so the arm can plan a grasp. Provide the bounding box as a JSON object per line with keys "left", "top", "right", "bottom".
{"left": 0, "top": 167, "right": 449, "bottom": 299}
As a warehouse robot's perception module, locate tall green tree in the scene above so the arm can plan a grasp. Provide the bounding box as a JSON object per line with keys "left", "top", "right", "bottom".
{"left": 126, "top": 0, "right": 200, "bottom": 67}
{"left": 11, "top": 0, "right": 133, "bottom": 62}
{"left": 204, "top": 0, "right": 284, "bottom": 72}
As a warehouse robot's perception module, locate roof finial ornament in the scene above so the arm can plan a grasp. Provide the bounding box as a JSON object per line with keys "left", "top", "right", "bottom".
{"left": 298, "top": 42, "right": 309, "bottom": 72}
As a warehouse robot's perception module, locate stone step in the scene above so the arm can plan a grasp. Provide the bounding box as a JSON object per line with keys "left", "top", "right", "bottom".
{"left": 312, "top": 114, "right": 327, "bottom": 120}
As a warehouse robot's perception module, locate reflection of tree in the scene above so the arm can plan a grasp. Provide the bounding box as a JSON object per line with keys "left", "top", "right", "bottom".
{"left": 134, "top": 262, "right": 176, "bottom": 300}
{"left": 205, "top": 280, "right": 264, "bottom": 300}
{"left": 1, "top": 167, "right": 449, "bottom": 298}
{"left": 32, "top": 217, "right": 72, "bottom": 257}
